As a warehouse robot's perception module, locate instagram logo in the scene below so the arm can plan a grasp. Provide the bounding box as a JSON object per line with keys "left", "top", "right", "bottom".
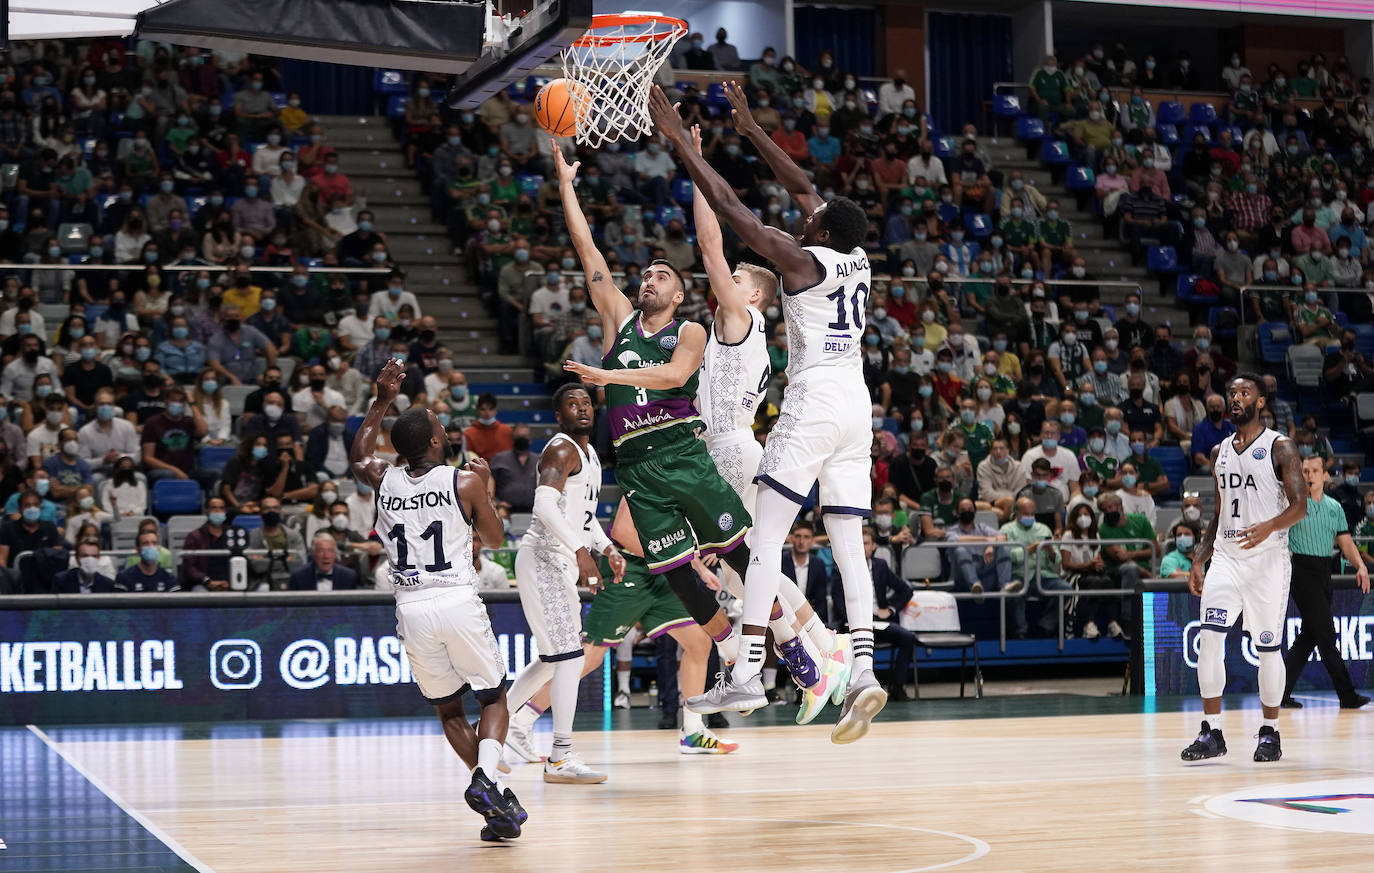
{"left": 210, "top": 639, "right": 262, "bottom": 690}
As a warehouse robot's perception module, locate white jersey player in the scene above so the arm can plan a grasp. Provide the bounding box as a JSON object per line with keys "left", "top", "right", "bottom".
{"left": 651, "top": 82, "right": 884, "bottom": 743}
{"left": 351, "top": 359, "right": 526, "bottom": 841}
{"left": 506, "top": 384, "right": 622, "bottom": 784}
{"left": 690, "top": 142, "right": 851, "bottom": 725}
{"left": 1181, "top": 374, "right": 1307, "bottom": 765}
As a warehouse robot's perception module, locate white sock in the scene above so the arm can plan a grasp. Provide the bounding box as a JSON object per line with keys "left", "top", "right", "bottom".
{"left": 762, "top": 666, "right": 778, "bottom": 689}
{"left": 731, "top": 632, "right": 766, "bottom": 684}
{"left": 549, "top": 656, "right": 583, "bottom": 760}
{"left": 505, "top": 658, "right": 556, "bottom": 715}
{"left": 1262, "top": 716, "right": 1279, "bottom": 731}
{"left": 801, "top": 612, "right": 838, "bottom": 654}
{"left": 1207, "top": 712, "right": 1225, "bottom": 733}
{"left": 850, "top": 628, "right": 874, "bottom": 675}
{"left": 550, "top": 732, "right": 572, "bottom": 762}
{"left": 713, "top": 625, "right": 740, "bottom": 663}
{"left": 682, "top": 708, "right": 704, "bottom": 736}
{"left": 513, "top": 702, "right": 541, "bottom": 731}
{"left": 478, "top": 738, "right": 503, "bottom": 784}
{"left": 616, "top": 669, "right": 631, "bottom": 695}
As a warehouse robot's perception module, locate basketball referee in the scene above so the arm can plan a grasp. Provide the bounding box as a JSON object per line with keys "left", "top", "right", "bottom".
{"left": 1280, "top": 455, "right": 1371, "bottom": 709}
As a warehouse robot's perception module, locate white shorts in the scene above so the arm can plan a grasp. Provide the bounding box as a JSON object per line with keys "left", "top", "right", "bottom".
{"left": 1199, "top": 549, "right": 1292, "bottom": 650}
{"left": 514, "top": 546, "right": 584, "bottom": 661}
{"left": 395, "top": 586, "right": 506, "bottom": 704}
{"left": 707, "top": 430, "right": 764, "bottom": 518}
{"left": 755, "top": 372, "right": 872, "bottom": 516}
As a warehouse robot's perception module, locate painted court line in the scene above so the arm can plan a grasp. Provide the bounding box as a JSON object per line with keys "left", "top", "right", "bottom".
{"left": 26, "top": 724, "right": 215, "bottom": 873}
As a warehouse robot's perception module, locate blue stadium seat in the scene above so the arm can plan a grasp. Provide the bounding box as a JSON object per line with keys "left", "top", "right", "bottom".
{"left": 198, "top": 446, "right": 236, "bottom": 471}
{"left": 672, "top": 177, "right": 693, "bottom": 206}
{"left": 152, "top": 480, "right": 201, "bottom": 515}
{"left": 994, "top": 94, "right": 1021, "bottom": 118}
{"left": 706, "top": 82, "right": 729, "bottom": 107}
{"left": 1175, "top": 274, "right": 1200, "bottom": 304}
{"left": 233, "top": 514, "right": 263, "bottom": 532}
{"left": 860, "top": 87, "right": 878, "bottom": 108}
{"left": 1157, "top": 102, "right": 1186, "bottom": 125}
{"left": 936, "top": 202, "right": 961, "bottom": 225}
{"left": 1040, "top": 140, "right": 1071, "bottom": 166}
{"left": 1189, "top": 103, "right": 1218, "bottom": 125}
{"left": 1352, "top": 323, "right": 1374, "bottom": 359}
{"left": 1220, "top": 125, "right": 1242, "bottom": 144}
{"left": 515, "top": 174, "right": 542, "bottom": 195}
{"left": 1064, "top": 166, "right": 1095, "bottom": 191}
{"left": 347, "top": 414, "right": 365, "bottom": 432}
{"left": 386, "top": 95, "right": 408, "bottom": 119}
{"left": 963, "top": 212, "right": 993, "bottom": 239}
{"left": 1208, "top": 306, "right": 1237, "bottom": 340}
{"left": 1147, "top": 246, "right": 1181, "bottom": 275}
{"left": 655, "top": 205, "right": 685, "bottom": 227}
{"left": 933, "top": 136, "right": 956, "bottom": 159}
{"left": 1015, "top": 117, "right": 1045, "bottom": 143}
{"left": 1152, "top": 446, "right": 1186, "bottom": 497}
{"left": 1155, "top": 123, "right": 1179, "bottom": 146}
{"left": 374, "top": 70, "right": 409, "bottom": 95}
{"left": 1334, "top": 310, "right": 1350, "bottom": 329}
{"left": 1257, "top": 322, "right": 1293, "bottom": 364}
{"left": 1183, "top": 124, "right": 1213, "bottom": 145}
{"left": 271, "top": 92, "right": 287, "bottom": 110}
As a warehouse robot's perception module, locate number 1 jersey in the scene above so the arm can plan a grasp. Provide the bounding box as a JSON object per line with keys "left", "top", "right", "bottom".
{"left": 375, "top": 464, "right": 480, "bottom": 600}
{"left": 782, "top": 245, "right": 870, "bottom": 382}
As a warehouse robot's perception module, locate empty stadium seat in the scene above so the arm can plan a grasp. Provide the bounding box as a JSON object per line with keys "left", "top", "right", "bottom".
{"left": 933, "top": 136, "right": 956, "bottom": 159}
{"left": 1155, "top": 123, "right": 1179, "bottom": 146}
{"left": 1156, "top": 101, "right": 1186, "bottom": 125}
{"left": 152, "top": 480, "right": 201, "bottom": 515}
{"left": 963, "top": 212, "right": 993, "bottom": 239}
{"left": 994, "top": 94, "right": 1021, "bottom": 118}
{"left": 1147, "top": 246, "right": 1181, "bottom": 275}
{"left": 1015, "top": 117, "right": 1045, "bottom": 143}
{"left": 198, "top": 446, "right": 236, "bottom": 471}
{"left": 233, "top": 514, "right": 263, "bottom": 532}
{"left": 1040, "top": 140, "right": 1072, "bottom": 166}
{"left": 1152, "top": 446, "right": 1187, "bottom": 497}
{"left": 1189, "top": 103, "right": 1218, "bottom": 125}
{"left": 1064, "top": 166, "right": 1095, "bottom": 191}
{"left": 374, "top": 70, "right": 409, "bottom": 95}
{"left": 1287, "top": 344, "right": 1324, "bottom": 389}
{"left": 1257, "top": 322, "right": 1293, "bottom": 364}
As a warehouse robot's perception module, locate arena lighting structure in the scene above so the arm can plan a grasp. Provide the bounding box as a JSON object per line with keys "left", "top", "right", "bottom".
{"left": 6, "top": 0, "right": 591, "bottom": 107}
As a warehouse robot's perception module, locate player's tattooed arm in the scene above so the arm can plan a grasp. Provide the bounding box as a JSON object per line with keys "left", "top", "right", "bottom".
{"left": 1236, "top": 435, "right": 1307, "bottom": 550}
{"left": 1188, "top": 445, "right": 1222, "bottom": 596}
{"left": 349, "top": 357, "right": 404, "bottom": 490}
{"left": 552, "top": 140, "right": 631, "bottom": 344}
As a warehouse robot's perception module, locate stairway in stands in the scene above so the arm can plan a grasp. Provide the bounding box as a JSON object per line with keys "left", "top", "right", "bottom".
{"left": 980, "top": 135, "right": 1195, "bottom": 338}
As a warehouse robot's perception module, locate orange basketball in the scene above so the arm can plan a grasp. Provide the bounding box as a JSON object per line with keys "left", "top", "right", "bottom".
{"left": 534, "top": 78, "right": 582, "bottom": 137}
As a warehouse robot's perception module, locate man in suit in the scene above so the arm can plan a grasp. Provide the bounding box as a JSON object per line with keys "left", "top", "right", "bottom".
{"left": 306, "top": 405, "right": 358, "bottom": 482}
{"left": 53, "top": 539, "right": 116, "bottom": 593}
{"left": 827, "top": 526, "right": 916, "bottom": 700}
{"left": 290, "top": 533, "right": 359, "bottom": 591}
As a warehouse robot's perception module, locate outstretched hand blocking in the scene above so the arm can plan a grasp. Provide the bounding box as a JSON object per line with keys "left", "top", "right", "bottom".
{"left": 563, "top": 359, "right": 612, "bottom": 386}
{"left": 648, "top": 86, "right": 686, "bottom": 143}
{"left": 723, "top": 80, "right": 762, "bottom": 137}
{"left": 552, "top": 138, "right": 581, "bottom": 184}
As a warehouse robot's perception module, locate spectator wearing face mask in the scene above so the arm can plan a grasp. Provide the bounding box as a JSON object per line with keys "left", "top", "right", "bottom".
{"left": 0, "top": 333, "right": 59, "bottom": 402}
{"left": 55, "top": 539, "right": 117, "bottom": 593}
{"left": 243, "top": 389, "right": 303, "bottom": 448}
{"left": 1190, "top": 394, "right": 1235, "bottom": 471}
{"left": 488, "top": 424, "right": 538, "bottom": 512}
{"left": 906, "top": 139, "right": 948, "bottom": 187}
{"left": 369, "top": 271, "right": 422, "bottom": 320}
{"left": 247, "top": 496, "right": 304, "bottom": 591}
{"left": 43, "top": 427, "right": 92, "bottom": 501}
{"left": 976, "top": 438, "right": 1028, "bottom": 521}
{"left": 114, "top": 531, "right": 180, "bottom": 593}
{"left": 1028, "top": 55, "right": 1071, "bottom": 120}
{"left": 1056, "top": 101, "right": 1115, "bottom": 170}
{"left": 462, "top": 393, "right": 513, "bottom": 461}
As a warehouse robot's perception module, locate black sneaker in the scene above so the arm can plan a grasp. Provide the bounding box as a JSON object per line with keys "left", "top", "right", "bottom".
{"left": 657, "top": 712, "right": 678, "bottom": 730}
{"left": 1339, "top": 693, "right": 1371, "bottom": 710}
{"left": 1280, "top": 697, "right": 1303, "bottom": 709}
{"left": 1180, "top": 720, "right": 1227, "bottom": 761}
{"left": 503, "top": 787, "right": 528, "bottom": 826}
{"left": 465, "top": 771, "right": 520, "bottom": 839}
{"left": 706, "top": 712, "right": 730, "bottom": 729}
{"left": 1253, "top": 726, "right": 1282, "bottom": 762}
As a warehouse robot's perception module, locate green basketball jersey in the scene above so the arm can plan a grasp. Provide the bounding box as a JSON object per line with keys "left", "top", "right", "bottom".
{"left": 603, "top": 312, "right": 701, "bottom": 452}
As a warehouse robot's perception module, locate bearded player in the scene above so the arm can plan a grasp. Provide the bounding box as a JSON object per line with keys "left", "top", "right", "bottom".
{"left": 1181, "top": 374, "right": 1306, "bottom": 764}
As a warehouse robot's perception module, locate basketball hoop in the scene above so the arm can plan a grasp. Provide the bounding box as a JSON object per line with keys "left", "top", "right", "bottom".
{"left": 560, "top": 12, "right": 687, "bottom": 147}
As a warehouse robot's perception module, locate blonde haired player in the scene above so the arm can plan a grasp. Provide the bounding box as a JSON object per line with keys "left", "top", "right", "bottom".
{"left": 1181, "top": 374, "right": 1307, "bottom": 764}
{"left": 350, "top": 359, "right": 526, "bottom": 841}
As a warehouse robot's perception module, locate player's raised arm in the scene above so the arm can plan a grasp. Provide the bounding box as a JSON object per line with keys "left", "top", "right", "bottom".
{"left": 553, "top": 141, "right": 631, "bottom": 347}
{"left": 1239, "top": 436, "right": 1307, "bottom": 549}
{"left": 723, "top": 80, "right": 822, "bottom": 214}
{"left": 564, "top": 320, "right": 707, "bottom": 389}
{"left": 648, "top": 87, "right": 822, "bottom": 291}
{"left": 350, "top": 357, "right": 404, "bottom": 489}
{"left": 688, "top": 124, "right": 750, "bottom": 336}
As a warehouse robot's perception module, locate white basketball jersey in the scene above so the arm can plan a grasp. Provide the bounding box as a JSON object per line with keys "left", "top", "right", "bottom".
{"left": 1214, "top": 428, "right": 1290, "bottom": 559}
{"left": 699, "top": 307, "right": 771, "bottom": 437}
{"left": 375, "top": 464, "right": 479, "bottom": 599}
{"left": 521, "top": 433, "right": 601, "bottom": 557}
{"left": 781, "top": 245, "right": 870, "bottom": 381}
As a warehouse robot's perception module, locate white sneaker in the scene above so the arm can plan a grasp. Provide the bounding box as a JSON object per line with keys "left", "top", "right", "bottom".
{"left": 1082, "top": 621, "right": 1100, "bottom": 640}
{"left": 504, "top": 720, "right": 542, "bottom": 763}
{"left": 1107, "top": 621, "right": 1128, "bottom": 641}
{"left": 543, "top": 753, "right": 607, "bottom": 784}
{"left": 613, "top": 690, "right": 631, "bottom": 710}
{"left": 1004, "top": 578, "right": 1025, "bottom": 595}
{"left": 970, "top": 581, "right": 985, "bottom": 603}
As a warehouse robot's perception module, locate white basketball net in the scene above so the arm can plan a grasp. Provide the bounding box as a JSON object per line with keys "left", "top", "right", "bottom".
{"left": 560, "top": 15, "right": 686, "bottom": 148}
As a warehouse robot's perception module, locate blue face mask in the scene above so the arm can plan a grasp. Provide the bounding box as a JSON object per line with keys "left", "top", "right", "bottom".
{"left": 97, "top": 404, "right": 115, "bottom": 421}
{"left": 81, "top": 346, "right": 97, "bottom": 361}
{"left": 208, "top": 511, "right": 227, "bottom": 525}
{"left": 1106, "top": 420, "right": 1122, "bottom": 434}
{"left": 918, "top": 385, "right": 933, "bottom": 398}
{"left": 992, "top": 339, "right": 1007, "bottom": 352}
{"left": 135, "top": 348, "right": 151, "bottom": 362}
{"left": 1131, "top": 441, "right": 1146, "bottom": 456}
{"left": 202, "top": 380, "right": 218, "bottom": 394}
{"left": 172, "top": 326, "right": 189, "bottom": 340}
{"left": 252, "top": 445, "right": 269, "bottom": 460}
{"left": 1093, "top": 361, "right": 1108, "bottom": 374}
{"left": 166, "top": 402, "right": 185, "bottom": 418}
{"left": 141, "top": 545, "right": 161, "bottom": 563}
{"left": 375, "top": 328, "right": 391, "bottom": 342}
{"left": 1367, "top": 504, "right": 1374, "bottom": 519}
{"left": 865, "top": 334, "right": 880, "bottom": 347}
{"left": 1061, "top": 413, "right": 1076, "bottom": 426}
{"left": 961, "top": 409, "right": 975, "bottom": 424}
{"left": 1121, "top": 473, "right": 1138, "bottom": 488}
{"left": 392, "top": 353, "right": 407, "bottom": 364}
{"left": 1299, "top": 444, "right": 1314, "bottom": 458}
{"left": 1345, "top": 474, "right": 1361, "bottom": 488}
{"left": 1081, "top": 394, "right": 1096, "bottom": 407}
{"left": 1041, "top": 438, "right": 1058, "bottom": 451}
{"left": 21, "top": 506, "right": 41, "bottom": 523}
{"left": 937, "top": 362, "right": 952, "bottom": 373}
{"left": 1032, "top": 479, "right": 1049, "bottom": 490}
{"left": 35, "top": 479, "right": 50, "bottom": 496}
{"left": 1083, "top": 485, "right": 1100, "bottom": 497}
{"left": 1019, "top": 515, "right": 1036, "bottom": 528}
{"left": 358, "top": 220, "right": 373, "bottom": 233}
{"left": 437, "top": 413, "right": 451, "bottom": 428}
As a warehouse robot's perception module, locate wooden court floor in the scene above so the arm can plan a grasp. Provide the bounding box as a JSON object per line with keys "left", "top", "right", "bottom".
{"left": 4, "top": 695, "right": 1374, "bottom": 873}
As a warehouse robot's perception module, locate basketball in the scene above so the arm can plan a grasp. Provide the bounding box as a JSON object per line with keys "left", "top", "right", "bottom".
{"left": 534, "top": 78, "right": 581, "bottom": 137}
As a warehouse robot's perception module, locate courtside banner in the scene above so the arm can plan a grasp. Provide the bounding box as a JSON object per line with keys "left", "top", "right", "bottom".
{"left": 1135, "top": 581, "right": 1374, "bottom": 696}
{"left": 0, "top": 594, "right": 600, "bottom": 724}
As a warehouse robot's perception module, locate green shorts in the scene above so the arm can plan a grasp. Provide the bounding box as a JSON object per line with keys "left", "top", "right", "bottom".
{"left": 615, "top": 428, "right": 751, "bottom": 573}
{"left": 582, "top": 554, "right": 695, "bottom": 645}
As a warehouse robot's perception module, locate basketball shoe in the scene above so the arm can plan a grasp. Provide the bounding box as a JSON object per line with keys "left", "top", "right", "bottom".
{"left": 1179, "top": 720, "right": 1227, "bottom": 761}
{"left": 1252, "top": 726, "right": 1281, "bottom": 762}
{"left": 680, "top": 727, "right": 739, "bottom": 754}
{"left": 504, "top": 720, "right": 542, "bottom": 763}
{"left": 684, "top": 672, "right": 767, "bottom": 714}
{"left": 797, "top": 651, "right": 852, "bottom": 726}
{"left": 543, "top": 753, "right": 608, "bottom": 784}
{"left": 465, "top": 771, "right": 521, "bottom": 839}
{"left": 829, "top": 668, "right": 888, "bottom": 744}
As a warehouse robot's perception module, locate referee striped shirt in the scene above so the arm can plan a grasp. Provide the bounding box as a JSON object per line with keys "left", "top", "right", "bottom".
{"left": 1289, "top": 494, "right": 1346, "bottom": 556}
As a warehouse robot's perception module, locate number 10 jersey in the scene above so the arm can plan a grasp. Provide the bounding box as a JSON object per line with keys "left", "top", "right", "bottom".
{"left": 781, "top": 244, "right": 870, "bottom": 381}
{"left": 375, "top": 464, "right": 480, "bottom": 601}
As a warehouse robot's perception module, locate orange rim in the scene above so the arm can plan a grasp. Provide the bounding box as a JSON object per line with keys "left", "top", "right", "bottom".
{"left": 571, "top": 13, "right": 687, "bottom": 48}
